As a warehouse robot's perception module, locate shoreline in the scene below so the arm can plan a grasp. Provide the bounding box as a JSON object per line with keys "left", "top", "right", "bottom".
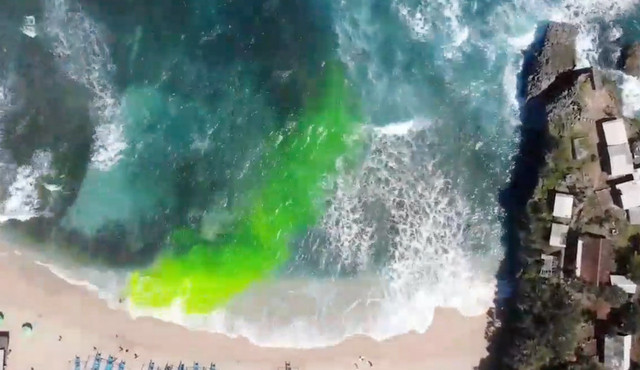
{"left": 0, "top": 242, "right": 489, "bottom": 370}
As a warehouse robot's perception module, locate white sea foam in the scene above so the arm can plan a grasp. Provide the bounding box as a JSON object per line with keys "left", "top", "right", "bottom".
{"left": 605, "top": 70, "right": 640, "bottom": 119}
{"left": 393, "top": 0, "right": 468, "bottom": 59}
{"left": 322, "top": 119, "right": 496, "bottom": 311}
{"left": 619, "top": 75, "right": 640, "bottom": 118}
{"left": 0, "top": 151, "right": 54, "bottom": 222}
{"left": 43, "top": 0, "right": 126, "bottom": 171}
{"left": 34, "top": 259, "right": 128, "bottom": 308}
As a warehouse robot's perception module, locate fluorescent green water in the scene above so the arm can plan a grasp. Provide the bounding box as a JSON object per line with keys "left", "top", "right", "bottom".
{"left": 128, "top": 65, "right": 361, "bottom": 313}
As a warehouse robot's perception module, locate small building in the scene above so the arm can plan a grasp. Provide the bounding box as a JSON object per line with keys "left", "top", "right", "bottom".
{"left": 607, "top": 144, "right": 634, "bottom": 178}
{"left": 540, "top": 254, "right": 558, "bottom": 278}
{"left": 604, "top": 334, "right": 632, "bottom": 370}
{"left": 572, "top": 137, "right": 590, "bottom": 160}
{"left": 610, "top": 275, "right": 637, "bottom": 295}
{"left": 628, "top": 207, "right": 640, "bottom": 225}
{"left": 564, "top": 236, "right": 612, "bottom": 286}
{"left": 553, "top": 192, "right": 574, "bottom": 219}
{"left": 602, "top": 118, "right": 629, "bottom": 146}
{"left": 616, "top": 181, "right": 640, "bottom": 210}
{"left": 550, "top": 223, "right": 569, "bottom": 248}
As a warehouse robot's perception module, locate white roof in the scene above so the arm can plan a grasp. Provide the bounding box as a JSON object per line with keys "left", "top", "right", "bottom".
{"left": 603, "top": 118, "right": 628, "bottom": 146}
{"left": 552, "top": 193, "right": 574, "bottom": 219}
{"left": 575, "top": 239, "right": 584, "bottom": 277}
{"left": 611, "top": 275, "right": 637, "bottom": 295}
{"left": 605, "top": 335, "right": 632, "bottom": 370}
{"left": 629, "top": 207, "right": 640, "bottom": 225}
{"left": 549, "top": 223, "right": 569, "bottom": 248}
{"left": 608, "top": 144, "right": 634, "bottom": 178}
{"left": 617, "top": 181, "right": 640, "bottom": 210}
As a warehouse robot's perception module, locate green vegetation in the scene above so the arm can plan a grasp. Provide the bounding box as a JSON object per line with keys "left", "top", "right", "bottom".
{"left": 500, "top": 277, "right": 582, "bottom": 370}
{"left": 610, "top": 302, "right": 640, "bottom": 335}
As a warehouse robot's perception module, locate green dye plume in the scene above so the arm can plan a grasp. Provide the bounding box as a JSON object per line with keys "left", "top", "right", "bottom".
{"left": 128, "top": 64, "right": 361, "bottom": 313}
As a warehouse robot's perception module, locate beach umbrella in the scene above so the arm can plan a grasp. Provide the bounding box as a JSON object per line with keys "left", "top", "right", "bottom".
{"left": 21, "top": 322, "right": 33, "bottom": 336}
{"left": 0, "top": 312, "right": 4, "bottom": 325}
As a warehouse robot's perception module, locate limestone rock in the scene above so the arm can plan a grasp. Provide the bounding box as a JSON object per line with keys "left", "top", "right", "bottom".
{"left": 526, "top": 22, "right": 578, "bottom": 100}
{"left": 623, "top": 42, "right": 640, "bottom": 78}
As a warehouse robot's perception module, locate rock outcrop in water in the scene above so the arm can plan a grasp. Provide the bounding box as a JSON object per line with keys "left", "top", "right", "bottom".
{"left": 525, "top": 22, "right": 578, "bottom": 101}
{"left": 623, "top": 42, "right": 640, "bottom": 79}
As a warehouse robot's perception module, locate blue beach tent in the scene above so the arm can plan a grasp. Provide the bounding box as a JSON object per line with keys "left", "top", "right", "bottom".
{"left": 105, "top": 355, "right": 115, "bottom": 370}
{"left": 91, "top": 353, "right": 102, "bottom": 370}
{"left": 74, "top": 356, "right": 81, "bottom": 370}
{"left": 118, "top": 360, "right": 126, "bottom": 370}
{"left": 193, "top": 362, "right": 200, "bottom": 370}
{"left": 148, "top": 360, "right": 155, "bottom": 370}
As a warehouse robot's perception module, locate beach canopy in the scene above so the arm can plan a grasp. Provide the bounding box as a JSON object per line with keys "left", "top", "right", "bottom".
{"left": 21, "top": 322, "right": 33, "bottom": 336}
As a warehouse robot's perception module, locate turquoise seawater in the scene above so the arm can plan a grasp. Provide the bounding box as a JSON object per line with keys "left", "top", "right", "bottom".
{"left": 0, "top": 0, "right": 640, "bottom": 347}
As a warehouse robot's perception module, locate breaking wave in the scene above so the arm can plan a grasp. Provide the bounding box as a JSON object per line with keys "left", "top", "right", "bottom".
{"left": 0, "top": 150, "right": 54, "bottom": 222}
{"left": 43, "top": 0, "right": 126, "bottom": 170}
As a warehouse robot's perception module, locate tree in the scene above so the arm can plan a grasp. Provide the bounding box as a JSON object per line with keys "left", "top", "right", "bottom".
{"left": 629, "top": 254, "right": 640, "bottom": 283}
{"left": 501, "top": 276, "right": 582, "bottom": 370}
{"left": 599, "top": 285, "right": 630, "bottom": 308}
{"left": 567, "top": 358, "right": 605, "bottom": 370}
{"left": 610, "top": 301, "right": 640, "bottom": 335}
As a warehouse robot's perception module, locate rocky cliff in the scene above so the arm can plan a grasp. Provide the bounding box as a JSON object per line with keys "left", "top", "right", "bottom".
{"left": 526, "top": 22, "right": 578, "bottom": 101}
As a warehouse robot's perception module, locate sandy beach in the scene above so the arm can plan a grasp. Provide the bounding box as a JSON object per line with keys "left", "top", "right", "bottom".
{"left": 0, "top": 243, "right": 488, "bottom": 370}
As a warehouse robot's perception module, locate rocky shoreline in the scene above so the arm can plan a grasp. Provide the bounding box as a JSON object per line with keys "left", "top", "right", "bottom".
{"left": 482, "top": 22, "right": 640, "bottom": 369}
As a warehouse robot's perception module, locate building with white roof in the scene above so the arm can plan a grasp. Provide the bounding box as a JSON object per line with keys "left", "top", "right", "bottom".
{"left": 629, "top": 207, "right": 640, "bottom": 225}
{"left": 605, "top": 334, "right": 632, "bottom": 370}
{"left": 616, "top": 181, "right": 640, "bottom": 210}
{"left": 603, "top": 118, "right": 629, "bottom": 146}
{"left": 552, "top": 192, "right": 574, "bottom": 219}
{"left": 549, "top": 223, "right": 569, "bottom": 248}
{"left": 611, "top": 275, "right": 637, "bottom": 295}
{"left": 608, "top": 144, "right": 634, "bottom": 178}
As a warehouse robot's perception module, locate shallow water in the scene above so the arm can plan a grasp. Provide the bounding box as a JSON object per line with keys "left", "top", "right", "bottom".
{"left": 1, "top": 0, "right": 640, "bottom": 347}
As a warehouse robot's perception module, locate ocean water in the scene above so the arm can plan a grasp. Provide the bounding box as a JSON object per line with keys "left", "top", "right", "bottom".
{"left": 1, "top": 0, "right": 640, "bottom": 348}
